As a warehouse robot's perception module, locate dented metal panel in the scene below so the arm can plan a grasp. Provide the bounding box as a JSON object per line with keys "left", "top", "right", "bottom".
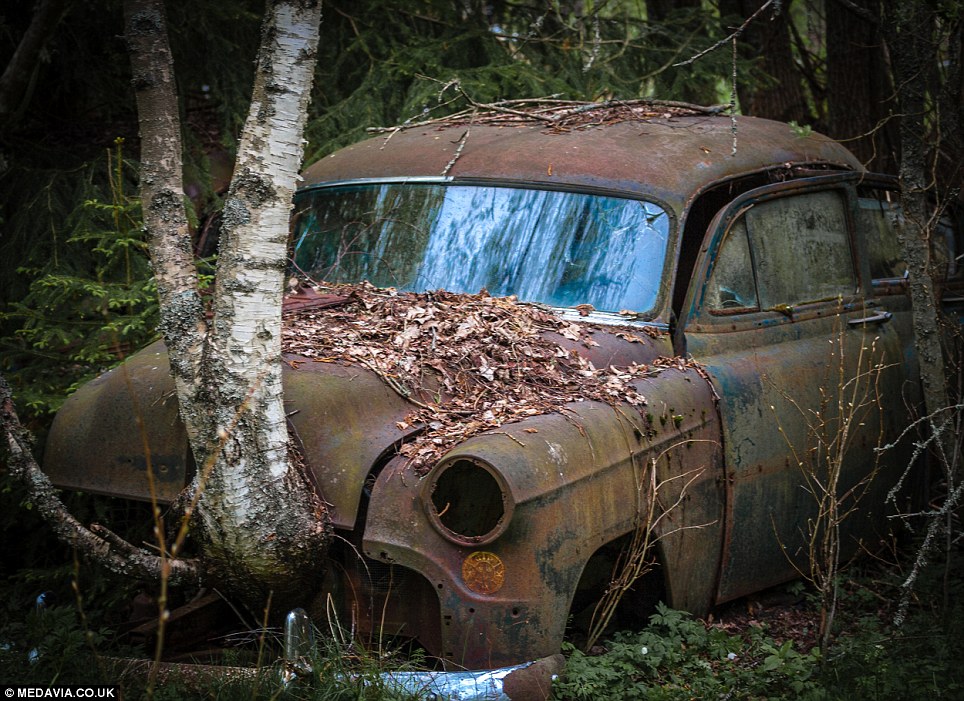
{"left": 283, "top": 358, "right": 421, "bottom": 528}
{"left": 682, "top": 177, "right": 922, "bottom": 604}
{"left": 687, "top": 312, "right": 902, "bottom": 602}
{"left": 43, "top": 343, "right": 424, "bottom": 527}
{"left": 43, "top": 341, "right": 190, "bottom": 502}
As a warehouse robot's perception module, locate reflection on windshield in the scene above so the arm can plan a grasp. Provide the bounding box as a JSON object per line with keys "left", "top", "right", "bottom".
{"left": 292, "top": 182, "right": 669, "bottom": 314}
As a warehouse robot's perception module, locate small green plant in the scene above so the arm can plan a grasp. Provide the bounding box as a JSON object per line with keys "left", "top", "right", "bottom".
{"left": 0, "top": 602, "right": 114, "bottom": 687}
{"left": 557, "top": 603, "right": 823, "bottom": 700}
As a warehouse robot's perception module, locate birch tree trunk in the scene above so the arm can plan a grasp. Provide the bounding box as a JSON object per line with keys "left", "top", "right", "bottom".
{"left": 126, "top": 0, "right": 329, "bottom": 612}
{"left": 194, "top": 0, "right": 329, "bottom": 609}
{"left": 124, "top": 0, "right": 206, "bottom": 442}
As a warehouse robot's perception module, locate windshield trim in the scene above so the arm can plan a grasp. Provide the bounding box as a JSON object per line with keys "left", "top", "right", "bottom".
{"left": 297, "top": 176, "right": 678, "bottom": 212}
{"left": 298, "top": 176, "right": 455, "bottom": 192}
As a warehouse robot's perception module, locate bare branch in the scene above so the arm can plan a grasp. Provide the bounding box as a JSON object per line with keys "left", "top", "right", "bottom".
{"left": 451, "top": 80, "right": 556, "bottom": 123}
{"left": 674, "top": 0, "right": 779, "bottom": 67}
{"left": 0, "top": 374, "right": 200, "bottom": 586}
{"left": 367, "top": 96, "right": 727, "bottom": 135}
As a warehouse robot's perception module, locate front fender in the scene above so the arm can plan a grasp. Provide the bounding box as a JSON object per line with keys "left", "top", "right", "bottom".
{"left": 363, "top": 365, "right": 724, "bottom": 670}
{"left": 42, "top": 342, "right": 419, "bottom": 529}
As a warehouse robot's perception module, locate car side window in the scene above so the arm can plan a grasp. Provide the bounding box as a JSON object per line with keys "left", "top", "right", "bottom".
{"left": 702, "top": 189, "right": 856, "bottom": 317}
{"left": 856, "top": 189, "right": 907, "bottom": 281}
{"left": 746, "top": 190, "right": 855, "bottom": 308}
{"left": 705, "top": 218, "right": 759, "bottom": 312}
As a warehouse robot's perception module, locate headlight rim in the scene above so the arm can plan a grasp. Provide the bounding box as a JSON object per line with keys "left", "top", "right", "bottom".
{"left": 422, "top": 455, "right": 515, "bottom": 546}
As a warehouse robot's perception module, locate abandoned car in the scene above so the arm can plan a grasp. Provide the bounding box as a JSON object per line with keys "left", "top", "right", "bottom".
{"left": 44, "top": 105, "right": 936, "bottom": 675}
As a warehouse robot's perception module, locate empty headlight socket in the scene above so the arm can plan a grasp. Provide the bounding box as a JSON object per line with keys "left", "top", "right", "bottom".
{"left": 423, "top": 456, "right": 515, "bottom": 546}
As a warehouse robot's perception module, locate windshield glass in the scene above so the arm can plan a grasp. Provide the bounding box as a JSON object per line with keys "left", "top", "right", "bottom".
{"left": 291, "top": 183, "right": 670, "bottom": 314}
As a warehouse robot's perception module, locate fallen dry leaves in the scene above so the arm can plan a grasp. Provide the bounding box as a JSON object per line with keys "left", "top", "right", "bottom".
{"left": 282, "top": 283, "right": 667, "bottom": 471}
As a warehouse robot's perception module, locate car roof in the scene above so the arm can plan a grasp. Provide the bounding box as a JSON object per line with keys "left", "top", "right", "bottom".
{"left": 300, "top": 113, "right": 863, "bottom": 213}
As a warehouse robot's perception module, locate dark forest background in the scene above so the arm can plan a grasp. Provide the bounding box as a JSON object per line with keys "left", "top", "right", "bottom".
{"left": 1, "top": 2, "right": 962, "bottom": 697}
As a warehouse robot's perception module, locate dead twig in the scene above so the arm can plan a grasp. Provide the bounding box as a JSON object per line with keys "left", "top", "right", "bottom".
{"left": 367, "top": 96, "right": 727, "bottom": 136}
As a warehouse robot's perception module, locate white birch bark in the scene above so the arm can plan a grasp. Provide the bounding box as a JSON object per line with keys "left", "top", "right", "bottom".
{"left": 125, "top": 0, "right": 328, "bottom": 610}
{"left": 191, "top": 0, "right": 329, "bottom": 608}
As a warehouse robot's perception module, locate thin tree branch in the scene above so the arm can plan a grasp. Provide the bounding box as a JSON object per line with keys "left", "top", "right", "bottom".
{"left": 367, "top": 96, "right": 727, "bottom": 134}
{"left": 674, "top": 0, "right": 778, "bottom": 67}
{"left": 0, "top": 374, "right": 200, "bottom": 586}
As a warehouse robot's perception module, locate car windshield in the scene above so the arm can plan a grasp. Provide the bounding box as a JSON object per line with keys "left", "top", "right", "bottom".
{"left": 291, "top": 182, "right": 671, "bottom": 314}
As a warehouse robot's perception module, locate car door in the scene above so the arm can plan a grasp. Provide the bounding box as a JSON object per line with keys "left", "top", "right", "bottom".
{"left": 679, "top": 176, "right": 913, "bottom": 604}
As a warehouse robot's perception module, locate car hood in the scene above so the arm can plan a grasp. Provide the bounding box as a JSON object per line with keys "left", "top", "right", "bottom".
{"left": 43, "top": 297, "right": 672, "bottom": 530}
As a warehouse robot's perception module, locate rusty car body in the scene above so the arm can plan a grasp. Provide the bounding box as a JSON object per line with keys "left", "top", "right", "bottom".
{"left": 44, "top": 110, "right": 936, "bottom": 676}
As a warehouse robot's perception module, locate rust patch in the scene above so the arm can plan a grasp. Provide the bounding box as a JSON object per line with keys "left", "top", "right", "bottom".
{"left": 281, "top": 286, "right": 350, "bottom": 312}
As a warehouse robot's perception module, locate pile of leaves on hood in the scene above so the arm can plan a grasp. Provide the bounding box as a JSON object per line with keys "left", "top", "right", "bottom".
{"left": 282, "top": 283, "right": 669, "bottom": 472}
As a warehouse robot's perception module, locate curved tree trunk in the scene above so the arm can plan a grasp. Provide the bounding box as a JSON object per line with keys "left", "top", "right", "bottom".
{"left": 1, "top": 375, "right": 199, "bottom": 586}
{"left": 126, "top": 0, "right": 329, "bottom": 613}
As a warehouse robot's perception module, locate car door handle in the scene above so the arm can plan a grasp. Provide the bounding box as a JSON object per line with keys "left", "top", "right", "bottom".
{"left": 848, "top": 310, "right": 892, "bottom": 326}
